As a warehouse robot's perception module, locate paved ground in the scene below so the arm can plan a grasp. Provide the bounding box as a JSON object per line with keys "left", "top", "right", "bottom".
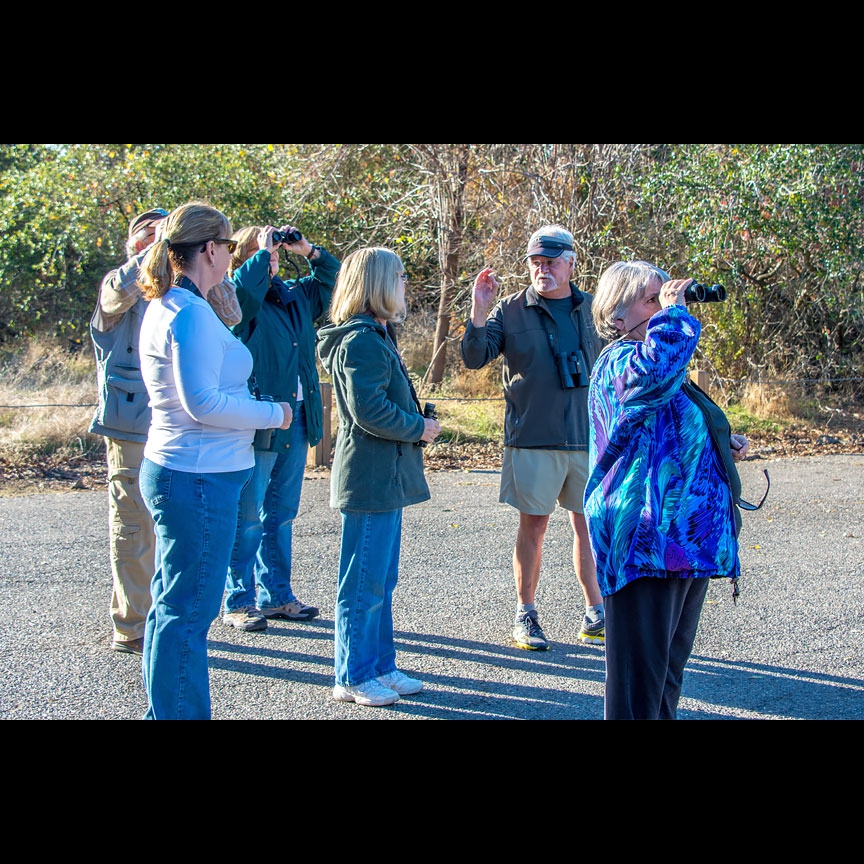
{"left": 1, "top": 454, "right": 863, "bottom": 720}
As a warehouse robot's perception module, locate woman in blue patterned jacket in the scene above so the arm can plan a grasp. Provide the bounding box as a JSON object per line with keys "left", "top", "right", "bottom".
{"left": 585, "top": 261, "right": 750, "bottom": 720}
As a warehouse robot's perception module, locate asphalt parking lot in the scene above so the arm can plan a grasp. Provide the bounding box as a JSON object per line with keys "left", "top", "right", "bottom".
{"left": 1, "top": 454, "right": 862, "bottom": 720}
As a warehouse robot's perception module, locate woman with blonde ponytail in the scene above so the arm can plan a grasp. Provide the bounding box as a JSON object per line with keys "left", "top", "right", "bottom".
{"left": 136, "top": 201, "right": 294, "bottom": 721}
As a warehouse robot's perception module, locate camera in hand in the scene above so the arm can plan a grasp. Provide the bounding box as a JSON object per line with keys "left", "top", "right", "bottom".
{"left": 418, "top": 402, "right": 437, "bottom": 448}
{"left": 272, "top": 229, "right": 302, "bottom": 245}
{"left": 556, "top": 351, "right": 589, "bottom": 390}
{"left": 684, "top": 282, "right": 726, "bottom": 303}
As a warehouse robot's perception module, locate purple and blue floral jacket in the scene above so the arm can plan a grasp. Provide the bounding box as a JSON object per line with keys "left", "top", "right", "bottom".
{"left": 584, "top": 305, "right": 741, "bottom": 598}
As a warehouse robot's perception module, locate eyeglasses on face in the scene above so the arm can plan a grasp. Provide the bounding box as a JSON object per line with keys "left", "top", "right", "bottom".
{"left": 213, "top": 239, "right": 238, "bottom": 254}
{"left": 400, "top": 273, "right": 409, "bottom": 282}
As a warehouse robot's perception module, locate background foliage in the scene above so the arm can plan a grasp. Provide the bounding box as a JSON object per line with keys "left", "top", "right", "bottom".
{"left": 1, "top": 144, "right": 862, "bottom": 402}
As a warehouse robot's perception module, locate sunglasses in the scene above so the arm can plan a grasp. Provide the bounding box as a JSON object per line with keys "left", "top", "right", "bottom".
{"left": 212, "top": 239, "right": 238, "bottom": 254}
{"left": 738, "top": 468, "right": 770, "bottom": 511}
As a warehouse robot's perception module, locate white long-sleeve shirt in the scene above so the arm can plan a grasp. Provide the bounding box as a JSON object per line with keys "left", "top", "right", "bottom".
{"left": 140, "top": 287, "right": 284, "bottom": 473}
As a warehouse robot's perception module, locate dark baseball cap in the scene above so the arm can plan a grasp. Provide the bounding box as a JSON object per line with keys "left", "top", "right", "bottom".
{"left": 524, "top": 235, "right": 574, "bottom": 261}
{"left": 129, "top": 208, "right": 170, "bottom": 238}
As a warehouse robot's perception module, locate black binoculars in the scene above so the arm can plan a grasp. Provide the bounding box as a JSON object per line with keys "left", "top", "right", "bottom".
{"left": 684, "top": 283, "right": 726, "bottom": 303}
{"left": 272, "top": 229, "right": 302, "bottom": 245}
{"left": 556, "top": 351, "right": 589, "bottom": 390}
{"left": 418, "top": 402, "right": 437, "bottom": 448}
{"left": 254, "top": 393, "right": 275, "bottom": 449}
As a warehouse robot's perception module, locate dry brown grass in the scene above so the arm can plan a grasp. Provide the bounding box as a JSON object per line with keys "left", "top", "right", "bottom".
{"left": 737, "top": 381, "right": 803, "bottom": 423}
{"left": 2, "top": 329, "right": 863, "bottom": 495}
{"left": 0, "top": 337, "right": 102, "bottom": 461}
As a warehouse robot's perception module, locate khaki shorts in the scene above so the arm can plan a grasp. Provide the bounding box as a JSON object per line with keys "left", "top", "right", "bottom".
{"left": 499, "top": 447, "right": 589, "bottom": 515}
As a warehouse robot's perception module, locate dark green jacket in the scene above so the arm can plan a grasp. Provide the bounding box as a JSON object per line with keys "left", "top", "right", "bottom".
{"left": 231, "top": 248, "right": 339, "bottom": 449}
{"left": 316, "top": 314, "right": 430, "bottom": 512}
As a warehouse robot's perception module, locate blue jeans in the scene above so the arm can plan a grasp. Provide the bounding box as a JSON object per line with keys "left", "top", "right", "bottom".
{"left": 334, "top": 508, "right": 403, "bottom": 688}
{"left": 225, "top": 403, "right": 308, "bottom": 612}
{"left": 140, "top": 458, "right": 253, "bottom": 720}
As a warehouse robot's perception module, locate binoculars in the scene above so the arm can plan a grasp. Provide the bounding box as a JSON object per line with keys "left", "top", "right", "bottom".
{"left": 684, "top": 283, "right": 726, "bottom": 303}
{"left": 418, "top": 402, "right": 437, "bottom": 448}
{"left": 272, "top": 229, "right": 302, "bottom": 245}
{"left": 254, "top": 393, "right": 275, "bottom": 449}
{"left": 556, "top": 351, "right": 589, "bottom": 390}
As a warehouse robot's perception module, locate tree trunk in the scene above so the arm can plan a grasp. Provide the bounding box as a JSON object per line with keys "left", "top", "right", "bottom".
{"left": 431, "top": 243, "right": 460, "bottom": 385}
{"left": 428, "top": 147, "right": 469, "bottom": 386}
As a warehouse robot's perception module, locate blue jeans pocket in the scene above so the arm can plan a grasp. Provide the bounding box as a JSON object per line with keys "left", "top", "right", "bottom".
{"left": 140, "top": 458, "right": 173, "bottom": 508}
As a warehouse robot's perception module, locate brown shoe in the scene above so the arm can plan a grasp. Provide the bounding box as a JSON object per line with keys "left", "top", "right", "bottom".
{"left": 261, "top": 599, "right": 320, "bottom": 621}
{"left": 111, "top": 637, "right": 144, "bottom": 656}
{"left": 222, "top": 607, "right": 268, "bottom": 632}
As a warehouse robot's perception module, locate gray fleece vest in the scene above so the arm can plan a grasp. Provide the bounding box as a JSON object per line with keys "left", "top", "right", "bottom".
{"left": 88, "top": 296, "right": 151, "bottom": 442}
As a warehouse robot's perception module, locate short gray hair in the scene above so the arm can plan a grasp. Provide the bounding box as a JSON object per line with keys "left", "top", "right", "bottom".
{"left": 527, "top": 224, "right": 577, "bottom": 266}
{"left": 592, "top": 260, "right": 670, "bottom": 340}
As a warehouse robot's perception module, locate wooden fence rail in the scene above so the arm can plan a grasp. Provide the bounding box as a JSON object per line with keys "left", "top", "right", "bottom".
{"left": 307, "top": 383, "right": 333, "bottom": 469}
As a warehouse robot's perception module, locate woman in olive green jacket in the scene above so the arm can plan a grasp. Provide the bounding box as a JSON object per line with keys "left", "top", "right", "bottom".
{"left": 316, "top": 247, "right": 440, "bottom": 708}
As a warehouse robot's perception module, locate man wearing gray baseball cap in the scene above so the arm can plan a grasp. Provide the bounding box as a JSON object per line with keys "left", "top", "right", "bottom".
{"left": 88, "top": 206, "right": 242, "bottom": 656}
{"left": 461, "top": 224, "right": 607, "bottom": 652}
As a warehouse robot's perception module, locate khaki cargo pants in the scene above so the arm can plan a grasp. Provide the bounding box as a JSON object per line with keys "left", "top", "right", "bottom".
{"left": 106, "top": 438, "right": 156, "bottom": 643}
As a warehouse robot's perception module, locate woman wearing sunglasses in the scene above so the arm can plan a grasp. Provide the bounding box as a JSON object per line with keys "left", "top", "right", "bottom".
{"left": 585, "top": 261, "right": 756, "bottom": 721}
{"left": 135, "top": 201, "right": 293, "bottom": 720}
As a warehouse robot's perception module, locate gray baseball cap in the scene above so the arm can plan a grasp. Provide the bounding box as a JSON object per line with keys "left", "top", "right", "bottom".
{"left": 128, "top": 208, "right": 169, "bottom": 238}
{"left": 524, "top": 235, "right": 574, "bottom": 260}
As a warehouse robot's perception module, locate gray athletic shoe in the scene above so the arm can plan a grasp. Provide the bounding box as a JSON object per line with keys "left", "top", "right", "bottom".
{"left": 512, "top": 610, "right": 550, "bottom": 651}
{"left": 222, "top": 607, "right": 267, "bottom": 632}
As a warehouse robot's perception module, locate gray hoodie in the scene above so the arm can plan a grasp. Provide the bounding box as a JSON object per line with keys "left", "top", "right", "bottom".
{"left": 317, "top": 314, "right": 430, "bottom": 512}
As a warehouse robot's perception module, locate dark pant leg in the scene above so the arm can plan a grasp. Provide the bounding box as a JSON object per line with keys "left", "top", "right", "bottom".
{"left": 660, "top": 577, "right": 710, "bottom": 720}
{"left": 605, "top": 576, "right": 709, "bottom": 720}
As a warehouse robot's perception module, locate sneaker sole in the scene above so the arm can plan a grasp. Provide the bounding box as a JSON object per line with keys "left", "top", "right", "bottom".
{"left": 222, "top": 618, "right": 268, "bottom": 632}
{"left": 332, "top": 687, "right": 399, "bottom": 707}
{"left": 262, "top": 610, "right": 320, "bottom": 621}
{"left": 578, "top": 633, "right": 604, "bottom": 645}
{"left": 512, "top": 638, "right": 550, "bottom": 651}
{"left": 111, "top": 643, "right": 143, "bottom": 656}
{"left": 382, "top": 682, "right": 424, "bottom": 696}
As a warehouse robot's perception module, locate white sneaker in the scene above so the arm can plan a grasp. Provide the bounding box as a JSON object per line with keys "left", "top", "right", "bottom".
{"left": 333, "top": 680, "right": 400, "bottom": 707}
{"left": 377, "top": 670, "right": 423, "bottom": 696}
